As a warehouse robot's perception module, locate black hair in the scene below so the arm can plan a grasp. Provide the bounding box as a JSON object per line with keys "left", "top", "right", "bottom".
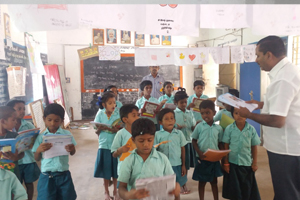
{"left": 157, "top": 108, "right": 175, "bottom": 122}
{"left": 104, "top": 85, "right": 118, "bottom": 93}
{"left": 174, "top": 87, "right": 189, "bottom": 103}
{"left": 230, "top": 106, "right": 235, "bottom": 117}
{"left": 43, "top": 103, "right": 65, "bottom": 120}
{"left": 132, "top": 118, "right": 156, "bottom": 138}
{"left": 6, "top": 100, "right": 25, "bottom": 108}
{"left": 97, "top": 91, "right": 116, "bottom": 109}
{"left": 140, "top": 80, "right": 152, "bottom": 91}
{"left": 194, "top": 80, "right": 205, "bottom": 88}
{"left": 199, "top": 100, "right": 215, "bottom": 112}
{"left": 0, "top": 106, "right": 16, "bottom": 120}
{"left": 162, "top": 81, "right": 173, "bottom": 95}
{"left": 120, "top": 104, "right": 139, "bottom": 123}
{"left": 257, "top": 36, "right": 286, "bottom": 58}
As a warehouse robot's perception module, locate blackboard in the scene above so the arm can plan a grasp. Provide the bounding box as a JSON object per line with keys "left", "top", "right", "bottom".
{"left": 80, "top": 55, "right": 181, "bottom": 119}
{"left": 0, "top": 41, "right": 33, "bottom": 106}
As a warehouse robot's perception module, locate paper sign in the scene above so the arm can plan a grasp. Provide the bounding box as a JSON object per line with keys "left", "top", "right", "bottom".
{"left": 99, "top": 46, "right": 121, "bottom": 60}
{"left": 221, "top": 46, "right": 230, "bottom": 64}
{"left": 231, "top": 46, "right": 244, "bottom": 63}
{"left": 77, "top": 46, "right": 99, "bottom": 60}
{"left": 6, "top": 66, "right": 26, "bottom": 99}
{"left": 243, "top": 44, "right": 256, "bottom": 62}
{"left": 42, "top": 135, "right": 72, "bottom": 159}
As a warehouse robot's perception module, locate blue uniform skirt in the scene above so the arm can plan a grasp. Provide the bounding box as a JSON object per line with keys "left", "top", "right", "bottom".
{"left": 222, "top": 163, "right": 261, "bottom": 200}
{"left": 19, "top": 162, "right": 40, "bottom": 183}
{"left": 192, "top": 159, "right": 223, "bottom": 182}
{"left": 172, "top": 165, "right": 187, "bottom": 186}
{"left": 184, "top": 143, "right": 196, "bottom": 170}
{"left": 94, "top": 148, "right": 118, "bottom": 180}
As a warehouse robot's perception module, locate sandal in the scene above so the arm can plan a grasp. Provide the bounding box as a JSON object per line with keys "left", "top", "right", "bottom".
{"left": 181, "top": 185, "right": 191, "bottom": 194}
{"left": 105, "top": 193, "right": 113, "bottom": 200}
{"left": 113, "top": 192, "right": 122, "bottom": 200}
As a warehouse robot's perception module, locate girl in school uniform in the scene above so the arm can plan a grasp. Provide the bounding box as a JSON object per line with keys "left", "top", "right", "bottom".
{"left": 93, "top": 91, "right": 121, "bottom": 200}
{"left": 104, "top": 85, "right": 123, "bottom": 110}
{"left": 158, "top": 81, "right": 175, "bottom": 108}
{"left": 173, "top": 87, "right": 197, "bottom": 194}
{"left": 222, "top": 106, "right": 261, "bottom": 200}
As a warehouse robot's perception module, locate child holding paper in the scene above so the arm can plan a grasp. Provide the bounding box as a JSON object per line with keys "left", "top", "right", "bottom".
{"left": 158, "top": 81, "right": 175, "bottom": 108}
{"left": 136, "top": 80, "right": 166, "bottom": 131}
{"left": 118, "top": 118, "right": 180, "bottom": 200}
{"left": 155, "top": 108, "right": 187, "bottom": 200}
{"left": 94, "top": 91, "right": 121, "bottom": 200}
{"left": 222, "top": 106, "right": 261, "bottom": 200}
{"left": 187, "top": 80, "right": 209, "bottom": 122}
{"left": 7, "top": 100, "right": 40, "bottom": 200}
{"left": 0, "top": 106, "right": 25, "bottom": 181}
{"left": 32, "top": 103, "right": 77, "bottom": 200}
{"left": 111, "top": 104, "right": 139, "bottom": 175}
{"left": 173, "top": 87, "right": 197, "bottom": 194}
{"left": 191, "top": 100, "right": 223, "bottom": 200}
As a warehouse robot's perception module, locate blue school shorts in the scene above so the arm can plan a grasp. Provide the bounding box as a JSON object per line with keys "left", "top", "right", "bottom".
{"left": 172, "top": 165, "right": 187, "bottom": 187}
{"left": 37, "top": 170, "right": 77, "bottom": 200}
{"left": 19, "top": 163, "right": 40, "bottom": 184}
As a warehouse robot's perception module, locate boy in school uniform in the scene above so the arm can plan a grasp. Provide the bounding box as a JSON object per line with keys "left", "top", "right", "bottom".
{"left": 7, "top": 100, "right": 40, "bottom": 200}
{"left": 135, "top": 80, "right": 166, "bottom": 130}
{"left": 118, "top": 118, "right": 180, "bottom": 200}
{"left": 214, "top": 102, "right": 233, "bottom": 122}
{"left": 0, "top": 167, "right": 28, "bottom": 200}
{"left": 32, "top": 103, "right": 77, "bottom": 200}
{"left": 187, "top": 80, "right": 209, "bottom": 122}
{"left": 111, "top": 104, "right": 139, "bottom": 175}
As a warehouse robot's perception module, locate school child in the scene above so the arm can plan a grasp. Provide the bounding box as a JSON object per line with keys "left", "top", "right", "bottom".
{"left": 0, "top": 167, "right": 28, "bottom": 200}
{"left": 155, "top": 108, "right": 187, "bottom": 200}
{"left": 0, "top": 106, "right": 25, "bottom": 181}
{"left": 187, "top": 80, "right": 209, "bottom": 122}
{"left": 135, "top": 80, "right": 166, "bottom": 131}
{"left": 32, "top": 103, "right": 77, "bottom": 200}
{"left": 94, "top": 91, "right": 121, "bottom": 200}
{"left": 111, "top": 104, "right": 139, "bottom": 175}
{"left": 173, "top": 87, "right": 196, "bottom": 194}
{"left": 7, "top": 100, "right": 40, "bottom": 200}
{"left": 191, "top": 100, "right": 223, "bottom": 200}
{"left": 118, "top": 118, "right": 180, "bottom": 200}
{"left": 104, "top": 85, "right": 123, "bottom": 109}
{"left": 214, "top": 102, "right": 233, "bottom": 122}
{"left": 222, "top": 106, "right": 261, "bottom": 200}
{"left": 158, "top": 81, "right": 175, "bottom": 107}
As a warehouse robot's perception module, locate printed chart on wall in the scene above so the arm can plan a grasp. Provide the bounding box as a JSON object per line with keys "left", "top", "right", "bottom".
{"left": 80, "top": 54, "right": 182, "bottom": 119}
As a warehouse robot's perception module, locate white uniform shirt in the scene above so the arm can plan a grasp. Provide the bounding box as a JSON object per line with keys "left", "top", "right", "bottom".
{"left": 262, "top": 57, "right": 300, "bottom": 156}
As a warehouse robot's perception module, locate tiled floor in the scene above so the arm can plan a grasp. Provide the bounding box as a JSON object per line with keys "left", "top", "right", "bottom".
{"left": 31, "top": 123, "right": 274, "bottom": 200}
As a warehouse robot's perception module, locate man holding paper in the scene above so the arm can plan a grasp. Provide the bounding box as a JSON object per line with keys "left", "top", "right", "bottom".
{"left": 238, "top": 36, "right": 300, "bottom": 200}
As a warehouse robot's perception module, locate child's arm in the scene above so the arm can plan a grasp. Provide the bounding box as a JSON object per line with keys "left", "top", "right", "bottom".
{"left": 65, "top": 144, "right": 76, "bottom": 156}
{"left": 192, "top": 139, "right": 206, "bottom": 160}
{"left": 187, "top": 102, "right": 195, "bottom": 110}
{"left": 95, "top": 125, "right": 109, "bottom": 135}
{"left": 181, "top": 146, "right": 186, "bottom": 176}
{"left": 223, "top": 143, "right": 230, "bottom": 173}
{"left": 2, "top": 150, "right": 24, "bottom": 162}
{"left": 34, "top": 143, "right": 52, "bottom": 161}
{"left": 118, "top": 182, "right": 149, "bottom": 200}
{"left": 112, "top": 144, "right": 130, "bottom": 158}
{"left": 251, "top": 145, "right": 258, "bottom": 172}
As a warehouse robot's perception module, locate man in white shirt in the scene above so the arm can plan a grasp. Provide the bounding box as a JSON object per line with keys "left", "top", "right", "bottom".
{"left": 141, "top": 66, "right": 165, "bottom": 99}
{"left": 239, "top": 36, "right": 300, "bottom": 200}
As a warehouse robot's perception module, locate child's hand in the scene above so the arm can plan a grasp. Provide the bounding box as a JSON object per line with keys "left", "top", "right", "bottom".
{"left": 176, "top": 124, "right": 184, "bottom": 130}
{"left": 65, "top": 144, "right": 75, "bottom": 153}
{"left": 160, "top": 99, "right": 167, "bottom": 105}
{"left": 223, "top": 164, "right": 230, "bottom": 173}
{"left": 37, "top": 143, "right": 52, "bottom": 153}
{"left": 120, "top": 144, "right": 130, "bottom": 153}
{"left": 252, "top": 163, "right": 258, "bottom": 172}
{"left": 2, "top": 150, "right": 20, "bottom": 161}
{"left": 188, "top": 103, "right": 195, "bottom": 109}
{"left": 198, "top": 152, "right": 206, "bottom": 160}
{"left": 181, "top": 165, "right": 186, "bottom": 176}
{"left": 95, "top": 125, "right": 108, "bottom": 135}
{"left": 127, "top": 188, "right": 150, "bottom": 199}
{"left": 141, "top": 108, "right": 146, "bottom": 114}
{"left": 110, "top": 125, "right": 120, "bottom": 133}
{"left": 168, "top": 182, "right": 180, "bottom": 197}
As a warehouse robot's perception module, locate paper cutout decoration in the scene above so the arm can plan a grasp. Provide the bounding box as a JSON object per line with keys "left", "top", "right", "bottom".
{"left": 243, "top": 44, "right": 256, "bottom": 62}
{"left": 230, "top": 46, "right": 244, "bottom": 63}
{"left": 98, "top": 46, "right": 120, "bottom": 60}
{"left": 199, "top": 47, "right": 209, "bottom": 64}
{"left": 6, "top": 66, "right": 26, "bottom": 99}
{"left": 119, "top": 138, "right": 136, "bottom": 161}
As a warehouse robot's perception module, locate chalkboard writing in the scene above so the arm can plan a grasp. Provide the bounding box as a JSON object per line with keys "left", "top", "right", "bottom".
{"left": 81, "top": 56, "right": 181, "bottom": 119}
{"left": 82, "top": 56, "right": 180, "bottom": 90}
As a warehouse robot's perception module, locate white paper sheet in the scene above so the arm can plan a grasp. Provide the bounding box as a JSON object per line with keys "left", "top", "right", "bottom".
{"left": 209, "top": 47, "right": 222, "bottom": 64}
{"left": 221, "top": 46, "right": 230, "bottom": 64}
{"left": 6, "top": 66, "right": 26, "bottom": 99}
{"left": 135, "top": 174, "right": 176, "bottom": 200}
{"left": 42, "top": 135, "right": 72, "bottom": 159}
{"left": 252, "top": 5, "right": 300, "bottom": 35}
{"left": 230, "top": 46, "right": 244, "bottom": 63}
{"left": 200, "top": 5, "right": 252, "bottom": 28}
{"left": 217, "top": 93, "right": 258, "bottom": 112}
{"left": 243, "top": 44, "right": 256, "bottom": 62}
{"left": 98, "top": 46, "right": 120, "bottom": 60}
{"left": 0, "top": 25, "right": 5, "bottom": 60}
